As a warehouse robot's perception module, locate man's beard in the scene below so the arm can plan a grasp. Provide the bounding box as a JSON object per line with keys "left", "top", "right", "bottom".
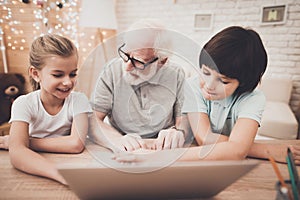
{"left": 123, "top": 64, "right": 158, "bottom": 86}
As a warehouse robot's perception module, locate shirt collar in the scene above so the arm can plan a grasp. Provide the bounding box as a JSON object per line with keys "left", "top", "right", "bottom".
{"left": 212, "top": 94, "right": 236, "bottom": 108}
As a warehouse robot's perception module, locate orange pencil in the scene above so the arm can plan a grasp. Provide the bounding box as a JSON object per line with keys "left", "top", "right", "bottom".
{"left": 268, "top": 154, "right": 292, "bottom": 200}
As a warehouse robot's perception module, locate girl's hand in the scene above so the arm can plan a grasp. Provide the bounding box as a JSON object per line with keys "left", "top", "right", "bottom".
{"left": 0, "top": 135, "right": 9, "bottom": 150}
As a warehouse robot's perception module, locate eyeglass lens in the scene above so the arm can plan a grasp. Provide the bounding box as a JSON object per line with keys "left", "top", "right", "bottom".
{"left": 118, "top": 44, "right": 158, "bottom": 70}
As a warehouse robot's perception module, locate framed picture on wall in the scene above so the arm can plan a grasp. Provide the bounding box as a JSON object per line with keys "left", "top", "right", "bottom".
{"left": 194, "top": 13, "right": 213, "bottom": 30}
{"left": 261, "top": 5, "right": 287, "bottom": 25}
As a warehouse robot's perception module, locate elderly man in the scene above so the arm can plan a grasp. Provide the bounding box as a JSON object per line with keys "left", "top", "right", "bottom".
{"left": 89, "top": 19, "right": 188, "bottom": 152}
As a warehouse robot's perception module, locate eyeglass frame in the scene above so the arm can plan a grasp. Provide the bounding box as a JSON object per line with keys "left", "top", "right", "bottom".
{"left": 118, "top": 43, "right": 159, "bottom": 70}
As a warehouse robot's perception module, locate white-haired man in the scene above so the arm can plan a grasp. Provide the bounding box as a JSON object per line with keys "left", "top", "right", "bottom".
{"left": 89, "top": 19, "right": 188, "bottom": 152}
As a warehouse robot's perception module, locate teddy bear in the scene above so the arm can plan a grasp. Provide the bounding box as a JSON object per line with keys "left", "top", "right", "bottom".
{"left": 0, "top": 73, "right": 26, "bottom": 125}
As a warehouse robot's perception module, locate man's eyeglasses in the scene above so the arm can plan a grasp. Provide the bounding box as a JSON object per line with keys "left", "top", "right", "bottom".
{"left": 118, "top": 43, "right": 158, "bottom": 70}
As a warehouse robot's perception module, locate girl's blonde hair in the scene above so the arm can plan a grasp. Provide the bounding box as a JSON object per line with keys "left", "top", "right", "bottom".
{"left": 29, "top": 34, "right": 78, "bottom": 90}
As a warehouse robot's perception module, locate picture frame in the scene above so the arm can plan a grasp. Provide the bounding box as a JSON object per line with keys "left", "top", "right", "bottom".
{"left": 261, "top": 4, "right": 287, "bottom": 25}
{"left": 194, "top": 13, "right": 213, "bottom": 30}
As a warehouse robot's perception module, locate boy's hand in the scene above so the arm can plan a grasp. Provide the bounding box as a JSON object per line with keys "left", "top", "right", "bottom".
{"left": 289, "top": 145, "right": 300, "bottom": 165}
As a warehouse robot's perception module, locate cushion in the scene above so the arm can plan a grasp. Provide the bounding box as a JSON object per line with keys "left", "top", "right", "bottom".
{"left": 257, "top": 102, "right": 298, "bottom": 139}
{"left": 259, "top": 77, "right": 292, "bottom": 103}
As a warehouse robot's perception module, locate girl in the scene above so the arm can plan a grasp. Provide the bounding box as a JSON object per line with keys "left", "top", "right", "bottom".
{"left": 1, "top": 34, "right": 92, "bottom": 184}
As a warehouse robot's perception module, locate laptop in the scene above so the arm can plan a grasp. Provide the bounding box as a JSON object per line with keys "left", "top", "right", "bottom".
{"left": 57, "top": 149, "right": 259, "bottom": 200}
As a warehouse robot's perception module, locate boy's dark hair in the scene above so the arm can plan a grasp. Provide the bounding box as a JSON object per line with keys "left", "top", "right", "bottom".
{"left": 199, "top": 26, "right": 267, "bottom": 96}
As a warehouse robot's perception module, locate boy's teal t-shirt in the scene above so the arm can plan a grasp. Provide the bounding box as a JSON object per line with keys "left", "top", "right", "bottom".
{"left": 182, "top": 76, "right": 266, "bottom": 136}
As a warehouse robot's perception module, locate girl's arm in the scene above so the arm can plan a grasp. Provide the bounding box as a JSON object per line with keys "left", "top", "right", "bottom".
{"left": 29, "top": 113, "right": 89, "bottom": 153}
{"left": 9, "top": 121, "right": 67, "bottom": 185}
{"left": 180, "top": 113, "right": 258, "bottom": 161}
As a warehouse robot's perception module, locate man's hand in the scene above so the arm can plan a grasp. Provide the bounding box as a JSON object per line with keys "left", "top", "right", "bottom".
{"left": 111, "top": 134, "right": 147, "bottom": 152}
{"left": 152, "top": 128, "right": 185, "bottom": 150}
{"left": 0, "top": 135, "right": 9, "bottom": 150}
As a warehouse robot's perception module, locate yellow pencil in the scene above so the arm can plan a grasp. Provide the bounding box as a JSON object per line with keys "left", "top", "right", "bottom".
{"left": 268, "top": 154, "right": 292, "bottom": 200}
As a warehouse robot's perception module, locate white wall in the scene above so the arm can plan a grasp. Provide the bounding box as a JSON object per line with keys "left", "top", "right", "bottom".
{"left": 115, "top": 0, "right": 300, "bottom": 113}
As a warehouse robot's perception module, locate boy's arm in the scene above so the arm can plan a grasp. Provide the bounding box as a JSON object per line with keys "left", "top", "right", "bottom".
{"left": 9, "top": 121, "right": 67, "bottom": 185}
{"left": 181, "top": 113, "right": 258, "bottom": 161}
{"left": 114, "top": 115, "right": 260, "bottom": 163}
{"left": 248, "top": 141, "right": 300, "bottom": 165}
{"left": 187, "top": 112, "right": 228, "bottom": 146}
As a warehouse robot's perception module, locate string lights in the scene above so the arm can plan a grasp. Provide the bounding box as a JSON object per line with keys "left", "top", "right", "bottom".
{"left": 0, "top": 0, "right": 81, "bottom": 51}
